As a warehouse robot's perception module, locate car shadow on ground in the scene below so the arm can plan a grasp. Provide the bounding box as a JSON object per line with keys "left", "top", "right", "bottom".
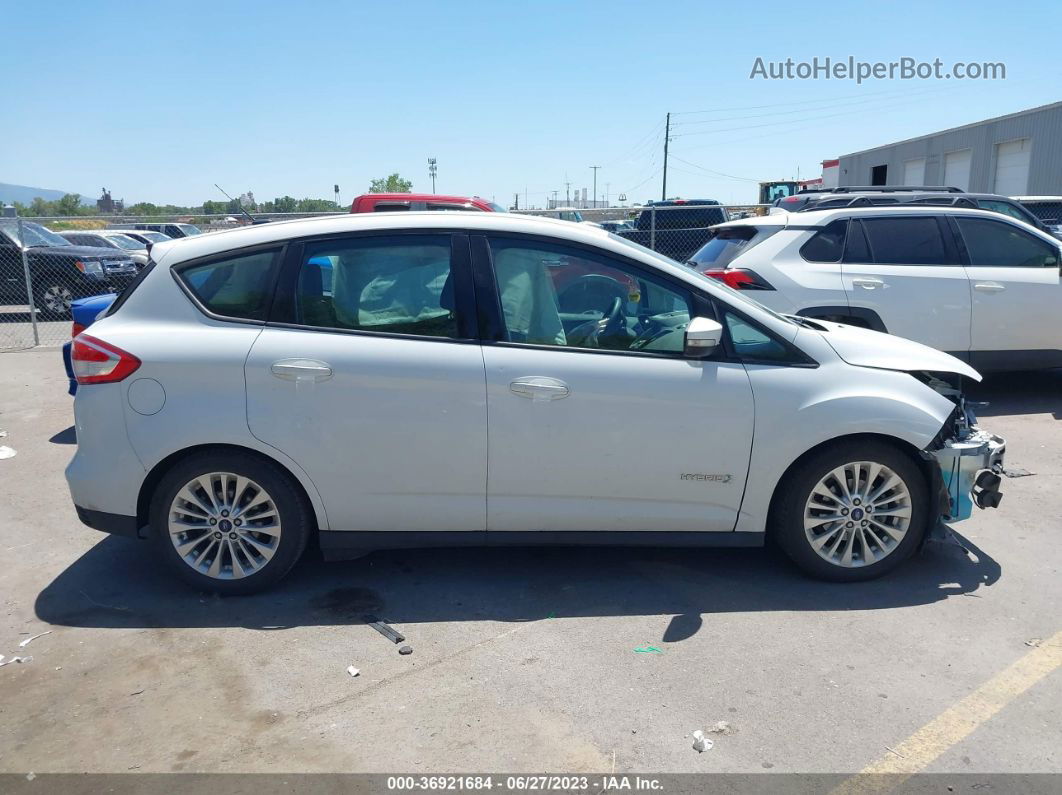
{"left": 49, "top": 426, "right": 76, "bottom": 444}
{"left": 35, "top": 531, "right": 1000, "bottom": 640}
{"left": 970, "top": 368, "right": 1062, "bottom": 420}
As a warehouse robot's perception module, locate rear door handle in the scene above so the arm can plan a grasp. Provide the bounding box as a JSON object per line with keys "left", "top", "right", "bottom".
{"left": 510, "top": 376, "right": 570, "bottom": 401}
{"left": 974, "top": 281, "right": 1006, "bottom": 293}
{"left": 270, "top": 358, "right": 333, "bottom": 382}
{"left": 851, "top": 277, "right": 885, "bottom": 290}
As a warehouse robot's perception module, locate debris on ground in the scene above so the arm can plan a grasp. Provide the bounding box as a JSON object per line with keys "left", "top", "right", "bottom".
{"left": 1025, "top": 638, "right": 1044, "bottom": 648}
{"left": 0, "top": 446, "right": 16, "bottom": 460}
{"left": 0, "top": 656, "right": 33, "bottom": 667}
{"left": 346, "top": 665, "right": 360, "bottom": 677}
{"left": 18, "top": 630, "right": 52, "bottom": 648}
{"left": 129, "top": 689, "right": 145, "bottom": 696}
{"left": 364, "top": 616, "right": 405, "bottom": 644}
{"left": 691, "top": 730, "right": 714, "bottom": 753}
{"left": 633, "top": 644, "right": 662, "bottom": 654}
{"left": 707, "top": 720, "right": 734, "bottom": 735}
{"left": 398, "top": 645, "right": 413, "bottom": 655}
{"left": 1003, "top": 467, "right": 1034, "bottom": 478}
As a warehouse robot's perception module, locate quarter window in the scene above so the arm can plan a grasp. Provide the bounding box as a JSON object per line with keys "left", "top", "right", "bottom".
{"left": 859, "top": 217, "right": 946, "bottom": 265}
{"left": 486, "top": 237, "right": 695, "bottom": 356}
{"left": 957, "top": 218, "right": 1059, "bottom": 268}
{"left": 800, "top": 219, "right": 848, "bottom": 263}
{"left": 180, "top": 248, "right": 281, "bottom": 320}
{"left": 293, "top": 235, "right": 460, "bottom": 338}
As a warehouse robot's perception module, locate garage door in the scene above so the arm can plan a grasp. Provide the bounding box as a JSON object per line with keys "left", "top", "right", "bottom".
{"left": 903, "top": 158, "right": 926, "bottom": 185}
{"left": 994, "top": 139, "right": 1031, "bottom": 196}
{"left": 943, "top": 149, "right": 972, "bottom": 191}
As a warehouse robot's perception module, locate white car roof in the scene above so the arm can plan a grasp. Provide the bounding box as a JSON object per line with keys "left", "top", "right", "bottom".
{"left": 715, "top": 204, "right": 1052, "bottom": 230}
{"left": 149, "top": 212, "right": 614, "bottom": 267}
{"left": 1012, "top": 196, "right": 1062, "bottom": 202}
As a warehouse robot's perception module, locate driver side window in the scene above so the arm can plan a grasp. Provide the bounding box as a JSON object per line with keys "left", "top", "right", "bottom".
{"left": 485, "top": 237, "right": 694, "bottom": 355}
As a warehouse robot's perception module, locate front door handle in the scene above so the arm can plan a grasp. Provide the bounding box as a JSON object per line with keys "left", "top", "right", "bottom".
{"left": 509, "top": 376, "right": 570, "bottom": 401}
{"left": 270, "top": 358, "right": 333, "bottom": 382}
{"left": 974, "top": 281, "right": 1006, "bottom": 293}
{"left": 851, "top": 277, "right": 885, "bottom": 290}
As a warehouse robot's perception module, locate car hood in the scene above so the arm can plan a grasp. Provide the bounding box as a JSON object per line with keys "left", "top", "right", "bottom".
{"left": 803, "top": 319, "right": 982, "bottom": 381}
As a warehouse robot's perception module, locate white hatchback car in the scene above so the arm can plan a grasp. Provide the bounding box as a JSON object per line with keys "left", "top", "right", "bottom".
{"left": 689, "top": 206, "right": 1062, "bottom": 371}
{"left": 66, "top": 213, "right": 1004, "bottom": 593}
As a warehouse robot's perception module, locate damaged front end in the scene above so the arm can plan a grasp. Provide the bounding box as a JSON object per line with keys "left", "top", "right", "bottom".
{"left": 915, "top": 372, "right": 1006, "bottom": 522}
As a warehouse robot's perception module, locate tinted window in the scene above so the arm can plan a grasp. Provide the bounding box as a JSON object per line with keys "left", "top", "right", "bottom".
{"left": 294, "top": 235, "right": 458, "bottom": 338}
{"left": 487, "top": 237, "right": 694, "bottom": 355}
{"left": 724, "top": 312, "right": 792, "bottom": 362}
{"left": 844, "top": 220, "right": 870, "bottom": 261}
{"left": 860, "top": 217, "right": 946, "bottom": 265}
{"left": 976, "top": 199, "right": 1034, "bottom": 224}
{"left": 689, "top": 226, "right": 779, "bottom": 268}
{"left": 800, "top": 219, "right": 848, "bottom": 263}
{"left": 957, "top": 218, "right": 1059, "bottom": 268}
{"left": 180, "top": 249, "right": 281, "bottom": 320}
{"left": 426, "top": 203, "right": 480, "bottom": 212}
{"left": 372, "top": 203, "right": 411, "bottom": 212}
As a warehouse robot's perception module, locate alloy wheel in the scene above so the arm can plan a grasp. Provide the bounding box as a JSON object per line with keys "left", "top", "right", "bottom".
{"left": 168, "top": 472, "right": 282, "bottom": 580}
{"left": 803, "top": 461, "right": 913, "bottom": 568}
{"left": 41, "top": 284, "right": 73, "bottom": 314}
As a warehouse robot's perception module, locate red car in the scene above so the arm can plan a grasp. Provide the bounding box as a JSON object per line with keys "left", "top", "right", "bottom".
{"left": 350, "top": 193, "right": 507, "bottom": 213}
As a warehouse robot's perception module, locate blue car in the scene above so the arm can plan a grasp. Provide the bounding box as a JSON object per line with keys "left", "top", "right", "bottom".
{"left": 63, "top": 293, "right": 118, "bottom": 395}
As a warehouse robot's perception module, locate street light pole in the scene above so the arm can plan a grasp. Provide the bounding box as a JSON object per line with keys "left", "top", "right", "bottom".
{"left": 590, "top": 166, "right": 600, "bottom": 208}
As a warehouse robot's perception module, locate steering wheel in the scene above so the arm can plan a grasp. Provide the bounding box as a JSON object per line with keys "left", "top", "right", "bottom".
{"left": 567, "top": 296, "right": 625, "bottom": 348}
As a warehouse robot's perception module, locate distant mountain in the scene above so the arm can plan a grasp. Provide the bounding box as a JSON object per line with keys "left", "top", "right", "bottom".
{"left": 0, "top": 183, "right": 95, "bottom": 206}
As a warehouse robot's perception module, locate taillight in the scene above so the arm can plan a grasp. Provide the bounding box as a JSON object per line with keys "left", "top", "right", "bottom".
{"left": 71, "top": 321, "right": 86, "bottom": 338}
{"left": 702, "top": 268, "right": 775, "bottom": 290}
{"left": 71, "top": 335, "right": 141, "bottom": 385}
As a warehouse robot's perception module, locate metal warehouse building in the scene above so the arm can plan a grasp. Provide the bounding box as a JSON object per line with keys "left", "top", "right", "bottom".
{"left": 837, "top": 101, "right": 1062, "bottom": 195}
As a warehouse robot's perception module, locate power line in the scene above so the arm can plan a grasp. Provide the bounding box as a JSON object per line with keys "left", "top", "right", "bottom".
{"left": 670, "top": 85, "right": 929, "bottom": 116}
{"left": 669, "top": 156, "right": 764, "bottom": 183}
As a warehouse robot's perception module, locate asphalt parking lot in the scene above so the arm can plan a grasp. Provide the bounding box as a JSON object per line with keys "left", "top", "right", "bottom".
{"left": 0, "top": 348, "right": 1059, "bottom": 777}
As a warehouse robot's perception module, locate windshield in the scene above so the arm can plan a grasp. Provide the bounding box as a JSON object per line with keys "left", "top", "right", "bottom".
{"left": 487, "top": 202, "right": 508, "bottom": 213}
{"left": 139, "top": 231, "right": 171, "bottom": 243}
{"left": 106, "top": 234, "right": 145, "bottom": 250}
{"left": 178, "top": 224, "right": 202, "bottom": 235}
{"left": 0, "top": 221, "right": 70, "bottom": 248}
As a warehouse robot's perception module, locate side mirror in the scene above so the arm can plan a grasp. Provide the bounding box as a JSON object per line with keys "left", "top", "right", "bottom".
{"left": 684, "top": 316, "right": 724, "bottom": 358}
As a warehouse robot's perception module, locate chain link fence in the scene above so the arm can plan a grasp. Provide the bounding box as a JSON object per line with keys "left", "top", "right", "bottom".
{"left": 515, "top": 204, "right": 768, "bottom": 263}
{"left": 0, "top": 206, "right": 769, "bottom": 350}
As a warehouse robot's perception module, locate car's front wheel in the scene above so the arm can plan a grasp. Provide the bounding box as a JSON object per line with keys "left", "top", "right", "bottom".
{"left": 36, "top": 281, "right": 74, "bottom": 319}
{"left": 149, "top": 451, "right": 312, "bottom": 594}
{"left": 771, "top": 440, "right": 928, "bottom": 582}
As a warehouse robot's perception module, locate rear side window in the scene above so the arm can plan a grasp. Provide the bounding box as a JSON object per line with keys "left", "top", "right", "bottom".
{"left": 372, "top": 203, "right": 411, "bottom": 212}
{"left": 690, "top": 226, "right": 779, "bottom": 268}
{"left": 957, "top": 218, "right": 1059, "bottom": 267}
{"left": 179, "top": 248, "right": 281, "bottom": 320}
{"left": 860, "top": 217, "right": 946, "bottom": 265}
{"left": 293, "top": 235, "right": 459, "bottom": 338}
{"left": 800, "top": 219, "right": 848, "bottom": 263}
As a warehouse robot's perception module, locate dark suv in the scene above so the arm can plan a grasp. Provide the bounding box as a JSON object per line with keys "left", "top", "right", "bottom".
{"left": 618, "top": 199, "right": 729, "bottom": 262}
{"left": 0, "top": 220, "right": 138, "bottom": 318}
{"left": 776, "top": 186, "right": 1053, "bottom": 235}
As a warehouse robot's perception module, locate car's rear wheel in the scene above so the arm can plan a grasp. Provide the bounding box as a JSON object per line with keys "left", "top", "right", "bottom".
{"left": 771, "top": 440, "right": 928, "bottom": 582}
{"left": 149, "top": 451, "right": 312, "bottom": 594}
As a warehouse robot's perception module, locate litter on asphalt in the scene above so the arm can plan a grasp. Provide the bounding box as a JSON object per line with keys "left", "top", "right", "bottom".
{"left": 691, "top": 731, "right": 714, "bottom": 753}
{"left": 398, "top": 645, "right": 413, "bottom": 655}
{"left": 634, "top": 644, "right": 663, "bottom": 654}
{"left": 0, "top": 446, "right": 16, "bottom": 460}
{"left": 0, "top": 656, "right": 32, "bottom": 667}
{"left": 18, "top": 631, "right": 52, "bottom": 648}
{"left": 364, "top": 616, "right": 406, "bottom": 644}
{"left": 347, "top": 665, "right": 360, "bottom": 677}
{"left": 707, "top": 721, "right": 734, "bottom": 735}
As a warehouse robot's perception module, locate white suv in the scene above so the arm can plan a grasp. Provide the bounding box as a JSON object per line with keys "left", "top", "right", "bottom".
{"left": 689, "top": 206, "right": 1062, "bottom": 371}
{"left": 66, "top": 213, "right": 1004, "bottom": 593}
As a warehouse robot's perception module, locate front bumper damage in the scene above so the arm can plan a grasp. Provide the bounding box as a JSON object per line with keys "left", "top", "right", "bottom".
{"left": 930, "top": 427, "right": 1006, "bottom": 521}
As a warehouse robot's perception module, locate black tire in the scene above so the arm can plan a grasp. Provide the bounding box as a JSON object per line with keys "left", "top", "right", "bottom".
{"left": 770, "top": 439, "right": 928, "bottom": 582}
{"left": 149, "top": 450, "right": 312, "bottom": 595}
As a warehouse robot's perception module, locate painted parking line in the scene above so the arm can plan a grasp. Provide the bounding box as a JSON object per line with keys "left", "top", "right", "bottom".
{"left": 833, "top": 629, "right": 1062, "bottom": 794}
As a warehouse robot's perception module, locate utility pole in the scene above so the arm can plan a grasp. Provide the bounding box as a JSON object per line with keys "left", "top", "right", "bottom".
{"left": 564, "top": 181, "right": 571, "bottom": 204}
{"left": 427, "top": 158, "right": 437, "bottom": 193}
{"left": 551, "top": 189, "right": 558, "bottom": 209}
{"left": 605, "top": 182, "right": 610, "bottom": 207}
{"left": 590, "top": 165, "right": 600, "bottom": 208}
{"left": 661, "top": 112, "right": 670, "bottom": 202}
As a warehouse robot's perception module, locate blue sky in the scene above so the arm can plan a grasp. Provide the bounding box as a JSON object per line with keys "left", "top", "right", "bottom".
{"left": 7, "top": 1, "right": 1060, "bottom": 207}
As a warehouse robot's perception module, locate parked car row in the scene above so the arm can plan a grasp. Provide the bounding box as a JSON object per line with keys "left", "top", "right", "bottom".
{"left": 66, "top": 212, "right": 1005, "bottom": 594}
{"left": 689, "top": 202, "right": 1062, "bottom": 371}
